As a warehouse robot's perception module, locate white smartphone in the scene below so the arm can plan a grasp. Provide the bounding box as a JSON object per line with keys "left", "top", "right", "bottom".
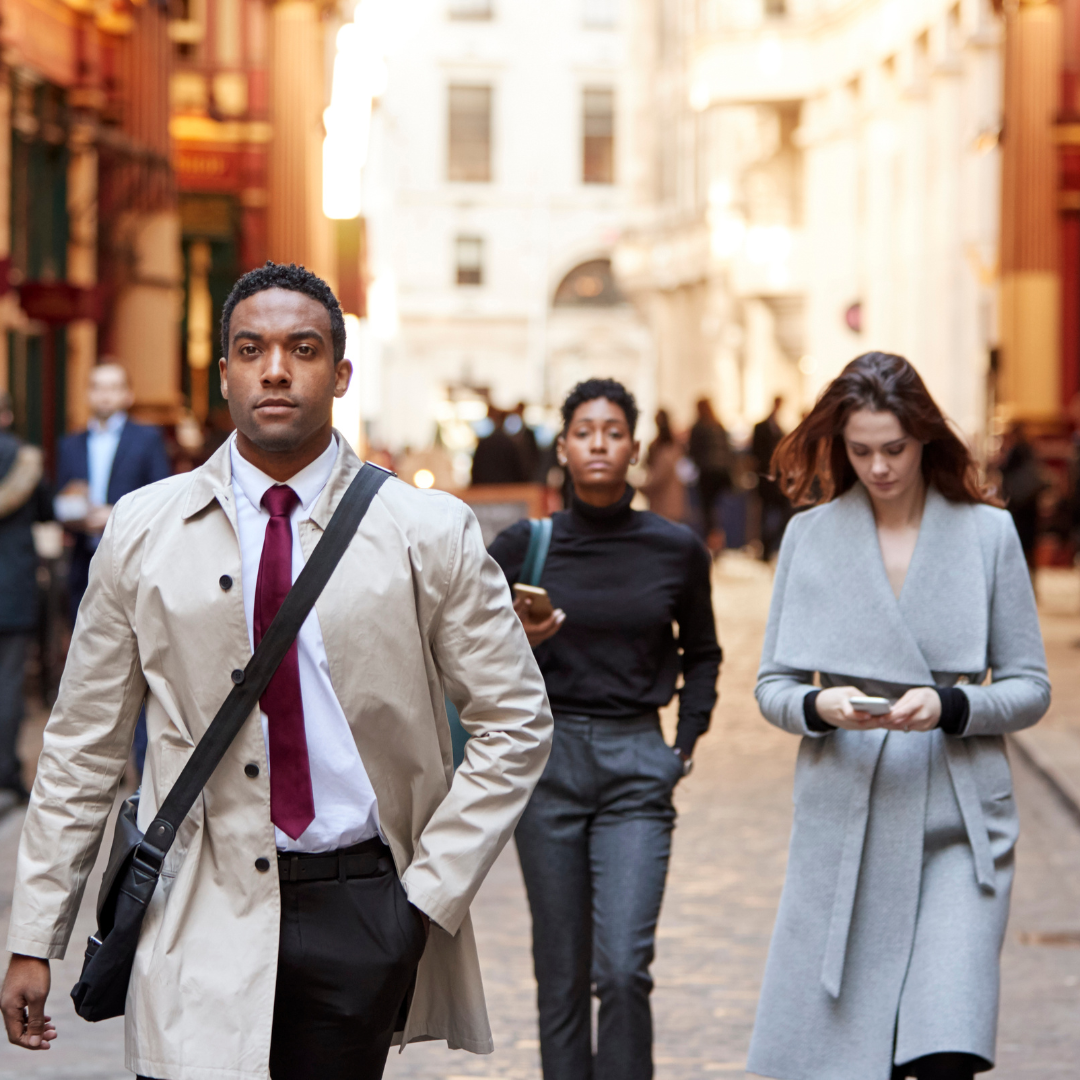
{"left": 850, "top": 696, "right": 891, "bottom": 716}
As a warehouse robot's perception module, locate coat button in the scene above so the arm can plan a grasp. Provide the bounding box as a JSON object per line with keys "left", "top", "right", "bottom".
{"left": 255, "top": 857, "right": 271, "bottom": 873}
{"left": 219, "top": 574, "right": 233, "bottom": 591}
{"left": 231, "top": 669, "right": 245, "bottom": 685}
{"left": 244, "top": 763, "right": 259, "bottom": 778}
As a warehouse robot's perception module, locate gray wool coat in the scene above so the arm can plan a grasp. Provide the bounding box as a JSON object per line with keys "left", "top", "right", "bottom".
{"left": 746, "top": 484, "right": 1050, "bottom": 1080}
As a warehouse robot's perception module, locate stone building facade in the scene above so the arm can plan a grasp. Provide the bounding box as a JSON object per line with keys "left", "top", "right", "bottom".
{"left": 357, "top": 0, "right": 657, "bottom": 460}
{"left": 617, "top": 0, "right": 1005, "bottom": 444}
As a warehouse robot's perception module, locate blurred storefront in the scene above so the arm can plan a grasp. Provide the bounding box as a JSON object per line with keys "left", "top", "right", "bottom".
{"left": 0, "top": 0, "right": 348, "bottom": 462}
{"left": 171, "top": 0, "right": 352, "bottom": 432}
{"left": 0, "top": 0, "right": 179, "bottom": 466}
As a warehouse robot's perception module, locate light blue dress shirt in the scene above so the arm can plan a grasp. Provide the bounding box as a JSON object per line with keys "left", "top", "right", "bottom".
{"left": 87, "top": 411, "right": 127, "bottom": 507}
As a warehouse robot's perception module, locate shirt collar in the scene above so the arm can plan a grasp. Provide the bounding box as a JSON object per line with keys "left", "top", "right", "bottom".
{"left": 88, "top": 411, "right": 127, "bottom": 436}
{"left": 229, "top": 432, "right": 339, "bottom": 515}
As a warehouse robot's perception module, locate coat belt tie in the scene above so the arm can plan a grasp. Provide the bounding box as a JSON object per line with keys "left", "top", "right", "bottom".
{"left": 819, "top": 731, "right": 996, "bottom": 999}
{"left": 943, "top": 738, "right": 997, "bottom": 892}
{"left": 820, "top": 732, "right": 887, "bottom": 999}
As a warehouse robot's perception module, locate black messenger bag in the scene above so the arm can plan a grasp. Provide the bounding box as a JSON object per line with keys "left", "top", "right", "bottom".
{"left": 70, "top": 462, "right": 391, "bottom": 1022}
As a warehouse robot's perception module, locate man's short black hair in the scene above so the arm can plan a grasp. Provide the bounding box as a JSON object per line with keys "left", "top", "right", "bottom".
{"left": 221, "top": 261, "right": 347, "bottom": 363}
{"left": 560, "top": 378, "right": 638, "bottom": 436}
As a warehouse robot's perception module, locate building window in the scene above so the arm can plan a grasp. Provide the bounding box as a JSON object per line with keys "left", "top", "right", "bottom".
{"left": 583, "top": 88, "right": 615, "bottom": 185}
{"left": 449, "top": 0, "right": 492, "bottom": 19}
{"left": 456, "top": 236, "right": 484, "bottom": 285}
{"left": 553, "top": 259, "right": 625, "bottom": 306}
{"left": 448, "top": 85, "right": 492, "bottom": 182}
{"left": 583, "top": 0, "right": 618, "bottom": 28}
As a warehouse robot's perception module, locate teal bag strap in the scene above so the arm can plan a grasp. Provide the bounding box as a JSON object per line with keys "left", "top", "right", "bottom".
{"left": 519, "top": 517, "right": 552, "bottom": 586}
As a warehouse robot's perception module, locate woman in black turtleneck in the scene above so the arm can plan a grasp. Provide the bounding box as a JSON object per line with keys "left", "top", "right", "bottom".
{"left": 488, "top": 378, "right": 722, "bottom": 1080}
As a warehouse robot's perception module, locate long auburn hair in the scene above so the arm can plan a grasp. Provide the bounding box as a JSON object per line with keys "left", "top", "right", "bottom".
{"left": 772, "top": 352, "right": 991, "bottom": 506}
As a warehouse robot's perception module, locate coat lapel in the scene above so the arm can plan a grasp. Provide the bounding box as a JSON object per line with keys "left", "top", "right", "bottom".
{"left": 775, "top": 485, "right": 933, "bottom": 684}
{"left": 106, "top": 420, "right": 134, "bottom": 504}
{"left": 897, "top": 487, "right": 989, "bottom": 673}
{"left": 774, "top": 484, "right": 989, "bottom": 684}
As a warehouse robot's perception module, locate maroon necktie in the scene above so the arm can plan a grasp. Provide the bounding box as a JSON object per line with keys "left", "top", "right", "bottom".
{"left": 254, "top": 485, "right": 315, "bottom": 840}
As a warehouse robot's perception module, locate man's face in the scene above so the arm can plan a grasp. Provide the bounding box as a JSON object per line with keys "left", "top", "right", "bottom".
{"left": 219, "top": 288, "right": 351, "bottom": 454}
{"left": 87, "top": 366, "right": 133, "bottom": 422}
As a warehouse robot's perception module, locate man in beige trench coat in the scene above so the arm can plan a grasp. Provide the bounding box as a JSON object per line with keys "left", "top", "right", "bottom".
{"left": 0, "top": 262, "right": 553, "bottom": 1080}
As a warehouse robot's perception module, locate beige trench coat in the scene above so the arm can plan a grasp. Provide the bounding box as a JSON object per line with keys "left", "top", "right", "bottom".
{"left": 7, "top": 435, "right": 553, "bottom": 1080}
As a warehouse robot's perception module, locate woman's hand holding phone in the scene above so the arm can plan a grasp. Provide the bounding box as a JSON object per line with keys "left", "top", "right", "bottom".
{"left": 881, "top": 687, "right": 940, "bottom": 732}
{"left": 815, "top": 686, "right": 889, "bottom": 730}
{"left": 815, "top": 686, "right": 941, "bottom": 732}
{"left": 513, "top": 595, "right": 566, "bottom": 648}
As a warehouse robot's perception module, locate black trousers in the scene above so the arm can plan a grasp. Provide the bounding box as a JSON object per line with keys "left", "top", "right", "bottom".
{"left": 140, "top": 840, "right": 426, "bottom": 1080}
{"left": 891, "top": 1052, "right": 990, "bottom": 1080}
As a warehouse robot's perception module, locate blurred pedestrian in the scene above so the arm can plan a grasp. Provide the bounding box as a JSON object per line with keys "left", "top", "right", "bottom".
{"left": 688, "top": 397, "right": 732, "bottom": 554}
{"left": 489, "top": 378, "right": 722, "bottom": 1080}
{"left": 471, "top": 404, "right": 529, "bottom": 485}
{"left": 0, "top": 263, "right": 551, "bottom": 1078}
{"left": 506, "top": 401, "right": 541, "bottom": 481}
{"left": 641, "top": 408, "right": 686, "bottom": 522}
{"left": 0, "top": 393, "right": 52, "bottom": 803}
{"left": 994, "top": 422, "right": 1044, "bottom": 571}
{"left": 752, "top": 395, "right": 790, "bottom": 560}
{"left": 748, "top": 353, "right": 1050, "bottom": 1080}
{"left": 53, "top": 362, "right": 171, "bottom": 776}
{"left": 54, "top": 362, "right": 171, "bottom": 623}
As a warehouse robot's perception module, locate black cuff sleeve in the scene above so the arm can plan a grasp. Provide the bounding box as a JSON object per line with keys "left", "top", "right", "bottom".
{"left": 674, "top": 723, "right": 701, "bottom": 757}
{"left": 803, "top": 689, "right": 835, "bottom": 733}
{"left": 936, "top": 687, "right": 971, "bottom": 736}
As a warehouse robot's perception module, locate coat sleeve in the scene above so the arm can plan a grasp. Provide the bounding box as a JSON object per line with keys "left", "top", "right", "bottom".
{"left": 400, "top": 501, "right": 553, "bottom": 935}
{"left": 959, "top": 512, "right": 1051, "bottom": 736}
{"left": 755, "top": 512, "right": 828, "bottom": 738}
{"left": 6, "top": 501, "right": 146, "bottom": 959}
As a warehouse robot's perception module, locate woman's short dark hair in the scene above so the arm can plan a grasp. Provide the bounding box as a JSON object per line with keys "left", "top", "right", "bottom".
{"left": 221, "top": 261, "right": 347, "bottom": 363}
{"left": 561, "top": 378, "right": 638, "bottom": 435}
{"left": 772, "top": 351, "right": 991, "bottom": 506}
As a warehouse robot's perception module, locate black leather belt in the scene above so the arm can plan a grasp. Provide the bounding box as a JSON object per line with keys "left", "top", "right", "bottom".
{"left": 277, "top": 837, "right": 392, "bottom": 883}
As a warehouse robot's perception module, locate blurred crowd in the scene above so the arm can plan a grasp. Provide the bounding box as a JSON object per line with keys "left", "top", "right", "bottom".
{"left": 8, "top": 359, "right": 1080, "bottom": 811}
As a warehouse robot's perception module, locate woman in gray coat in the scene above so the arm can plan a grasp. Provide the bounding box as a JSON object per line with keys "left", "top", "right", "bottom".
{"left": 747, "top": 353, "right": 1050, "bottom": 1080}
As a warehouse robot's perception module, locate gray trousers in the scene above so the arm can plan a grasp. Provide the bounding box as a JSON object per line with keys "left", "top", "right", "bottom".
{"left": 0, "top": 634, "right": 28, "bottom": 790}
{"left": 515, "top": 712, "right": 681, "bottom": 1080}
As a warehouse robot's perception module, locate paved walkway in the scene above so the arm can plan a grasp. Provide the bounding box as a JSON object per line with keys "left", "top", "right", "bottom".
{"left": 2, "top": 556, "right": 1080, "bottom": 1079}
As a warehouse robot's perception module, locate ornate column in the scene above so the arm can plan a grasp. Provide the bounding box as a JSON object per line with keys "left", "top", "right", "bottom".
{"left": 268, "top": 0, "right": 332, "bottom": 280}
{"left": 66, "top": 116, "right": 98, "bottom": 432}
{"left": 999, "top": 0, "right": 1063, "bottom": 421}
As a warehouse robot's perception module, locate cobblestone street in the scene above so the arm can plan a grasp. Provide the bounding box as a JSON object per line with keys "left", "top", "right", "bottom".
{"left": 2, "top": 555, "right": 1080, "bottom": 1079}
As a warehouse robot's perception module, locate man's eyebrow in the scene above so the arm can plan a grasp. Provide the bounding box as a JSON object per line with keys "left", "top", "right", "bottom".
{"left": 230, "top": 328, "right": 326, "bottom": 345}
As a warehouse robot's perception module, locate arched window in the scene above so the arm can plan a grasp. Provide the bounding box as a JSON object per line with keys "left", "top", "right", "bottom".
{"left": 553, "top": 259, "right": 626, "bottom": 307}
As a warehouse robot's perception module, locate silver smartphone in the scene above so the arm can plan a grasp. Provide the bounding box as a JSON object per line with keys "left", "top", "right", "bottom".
{"left": 849, "top": 695, "right": 891, "bottom": 716}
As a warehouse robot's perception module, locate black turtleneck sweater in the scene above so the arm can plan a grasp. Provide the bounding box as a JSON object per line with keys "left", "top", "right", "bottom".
{"left": 487, "top": 487, "right": 722, "bottom": 755}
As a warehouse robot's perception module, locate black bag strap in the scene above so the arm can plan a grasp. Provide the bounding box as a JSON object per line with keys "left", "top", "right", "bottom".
{"left": 137, "top": 461, "right": 391, "bottom": 863}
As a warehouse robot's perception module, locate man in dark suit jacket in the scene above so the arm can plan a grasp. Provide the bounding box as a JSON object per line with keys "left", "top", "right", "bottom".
{"left": 54, "top": 364, "right": 171, "bottom": 776}
{"left": 55, "top": 363, "right": 171, "bottom": 621}
{"left": 0, "top": 393, "right": 52, "bottom": 802}
{"left": 752, "top": 395, "right": 790, "bottom": 561}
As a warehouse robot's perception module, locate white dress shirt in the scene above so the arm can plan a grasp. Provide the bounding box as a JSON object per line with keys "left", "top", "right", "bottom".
{"left": 230, "top": 434, "right": 381, "bottom": 853}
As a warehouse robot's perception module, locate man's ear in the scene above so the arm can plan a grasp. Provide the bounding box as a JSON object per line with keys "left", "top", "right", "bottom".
{"left": 334, "top": 360, "right": 353, "bottom": 399}
{"left": 218, "top": 357, "right": 229, "bottom": 400}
